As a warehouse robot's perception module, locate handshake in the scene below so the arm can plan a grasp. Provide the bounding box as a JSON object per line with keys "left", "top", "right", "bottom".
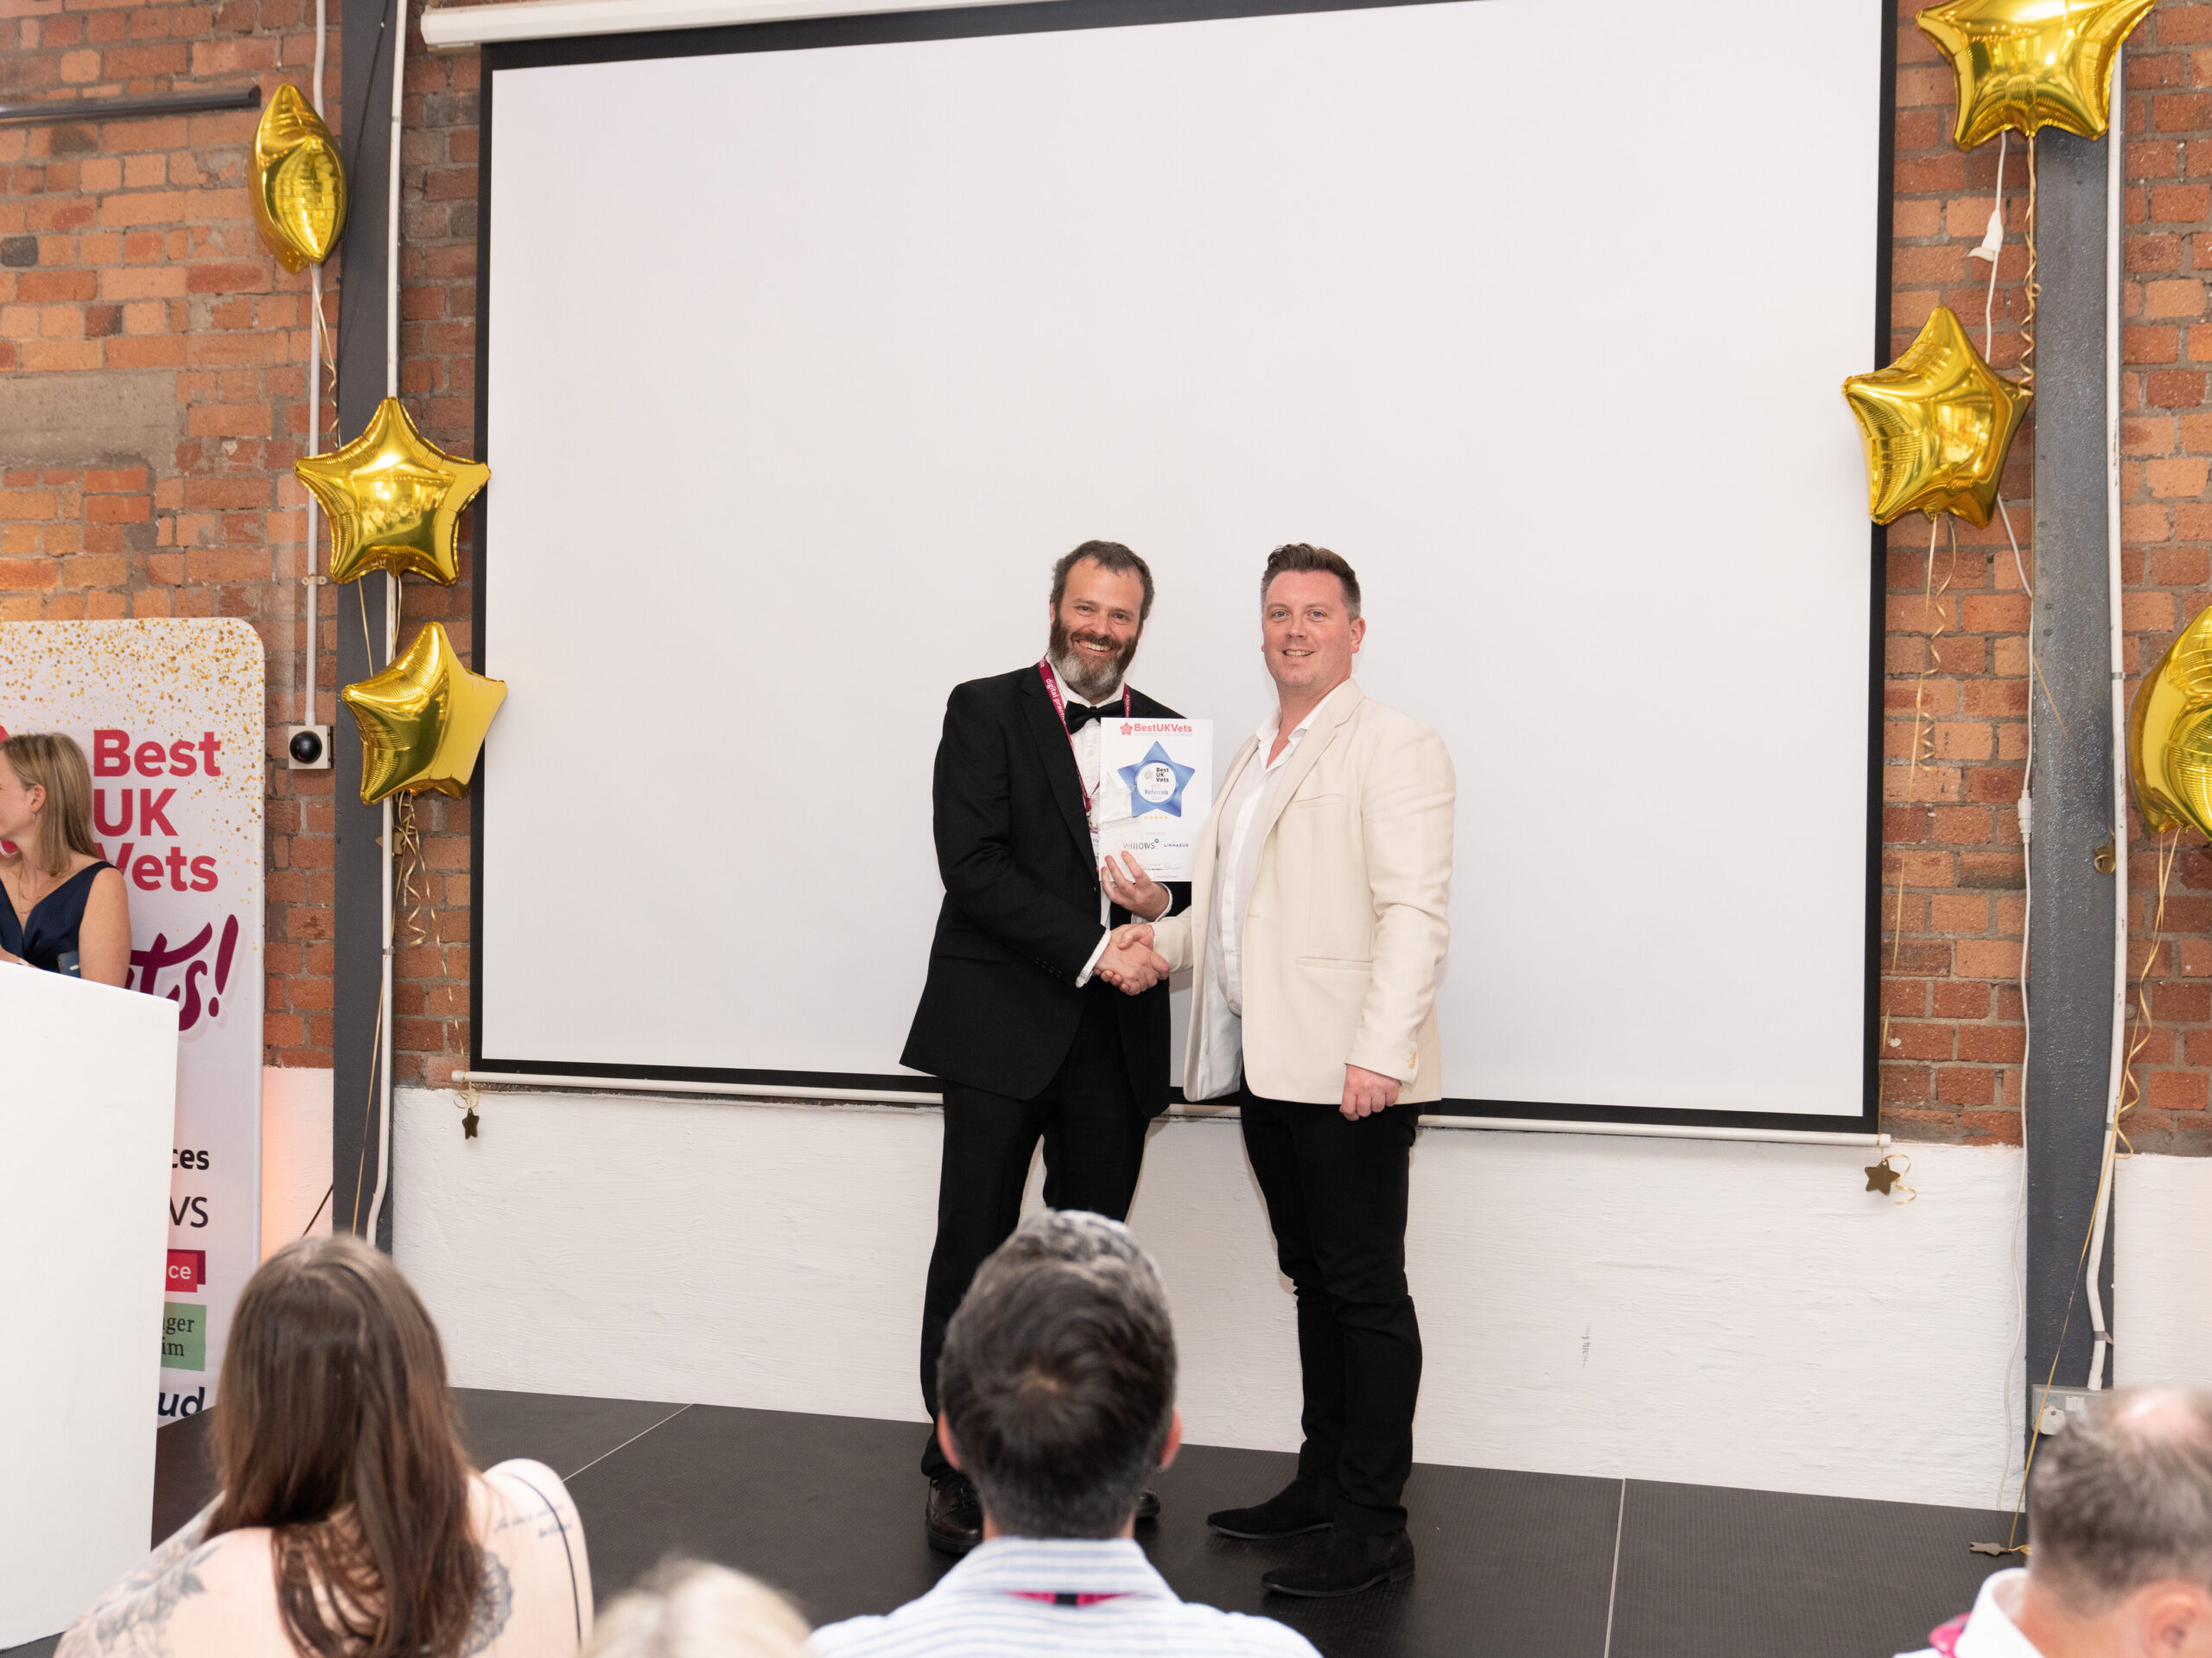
{"left": 1097, "top": 923, "right": 1172, "bottom": 995}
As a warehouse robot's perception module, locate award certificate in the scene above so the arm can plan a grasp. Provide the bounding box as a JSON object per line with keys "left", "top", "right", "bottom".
{"left": 1097, "top": 718, "right": 1213, "bottom": 881}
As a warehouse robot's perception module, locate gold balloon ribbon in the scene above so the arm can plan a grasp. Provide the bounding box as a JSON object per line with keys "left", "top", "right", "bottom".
{"left": 1878, "top": 518, "right": 1961, "bottom": 1102}
{"left": 2021, "top": 135, "right": 2038, "bottom": 392}
{"left": 391, "top": 792, "right": 437, "bottom": 947}
{"left": 2118, "top": 829, "right": 2181, "bottom": 1140}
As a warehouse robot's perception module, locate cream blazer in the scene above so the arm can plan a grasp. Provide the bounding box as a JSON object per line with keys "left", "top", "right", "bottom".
{"left": 1152, "top": 680, "right": 1455, "bottom": 1104}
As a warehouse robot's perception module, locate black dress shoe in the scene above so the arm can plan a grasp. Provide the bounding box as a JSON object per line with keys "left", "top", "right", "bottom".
{"left": 1135, "top": 1489, "right": 1161, "bottom": 1523}
{"left": 926, "top": 1472, "right": 983, "bottom": 1556}
{"left": 1262, "top": 1528, "right": 1416, "bottom": 1598}
{"left": 1206, "top": 1476, "right": 1333, "bottom": 1540}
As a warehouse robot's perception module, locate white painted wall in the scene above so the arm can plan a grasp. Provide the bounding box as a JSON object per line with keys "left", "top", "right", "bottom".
{"left": 260, "top": 1066, "right": 334, "bottom": 1258}
{"left": 395, "top": 1086, "right": 2042, "bottom": 1509}
{"left": 2118, "top": 1152, "right": 2212, "bottom": 1392}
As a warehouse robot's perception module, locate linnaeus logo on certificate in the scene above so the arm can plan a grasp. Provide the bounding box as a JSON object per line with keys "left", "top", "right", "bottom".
{"left": 1099, "top": 719, "right": 1212, "bottom": 880}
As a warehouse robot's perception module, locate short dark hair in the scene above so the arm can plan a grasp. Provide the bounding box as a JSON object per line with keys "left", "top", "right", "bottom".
{"left": 1261, "top": 542, "right": 1361, "bottom": 620}
{"left": 1050, "top": 540, "right": 1155, "bottom": 624}
{"left": 938, "top": 1211, "right": 1176, "bottom": 1539}
{"left": 2029, "top": 1388, "right": 2212, "bottom": 1614}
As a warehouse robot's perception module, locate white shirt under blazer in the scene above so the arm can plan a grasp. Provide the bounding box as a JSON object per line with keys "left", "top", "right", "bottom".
{"left": 1152, "top": 678, "right": 1456, "bottom": 1104}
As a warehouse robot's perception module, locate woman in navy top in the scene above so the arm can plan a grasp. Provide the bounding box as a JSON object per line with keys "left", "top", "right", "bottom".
{"left": 0, "top": 733, "right": 131, "bottom": 985}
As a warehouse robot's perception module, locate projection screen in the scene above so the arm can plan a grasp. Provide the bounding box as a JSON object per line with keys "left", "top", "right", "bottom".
{"left": 475, "top": 0, "right": 1890, "bottom": 1128}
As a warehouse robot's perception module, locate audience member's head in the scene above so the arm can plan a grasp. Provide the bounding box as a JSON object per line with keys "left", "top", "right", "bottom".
{"left": 582, "top": 1560, "right": 810, "bottom": 1658}
{"left": 208, "top": 1234, "right": 483, "bottom": 1658}
{"left": 0, "top": 731, "right": 98, "bottom": 876}
{"left": 2024, "top": 1387, "right": 2212, "bottom": 1651}
{"left": 937, "top": 1209, "right": 1179, "bottom": 1540}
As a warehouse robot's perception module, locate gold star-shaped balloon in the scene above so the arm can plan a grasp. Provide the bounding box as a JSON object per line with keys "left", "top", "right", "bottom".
{"left": 1916, "top": 0, "right": 2157, "bottom": 149}
{"left": 296, "top": 397, "right": 489, "bottom": 586}
{"left": 251, "top": 83, "right": 347, "bottom": 270}
{"left": 1841, "top": 307, "right": 2031, "bottom": 526}
{"left": 340, "top": 621, "right": 507, "bottom": 805}
{"left": 2130, "top": 604, "right": 2212, "bottom": 842}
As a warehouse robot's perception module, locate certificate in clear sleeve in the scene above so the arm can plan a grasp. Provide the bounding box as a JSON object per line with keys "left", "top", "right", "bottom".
{"left": 1097, "top": 718, "right": 1213, "bottom": 881}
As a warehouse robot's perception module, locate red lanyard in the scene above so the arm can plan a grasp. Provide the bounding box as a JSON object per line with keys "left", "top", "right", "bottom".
{"left": 1006, "top": 1591, "right": 1132, "bottom": 1608}
{"left": 1037, "top": 658, "right": 1131, "bottom": 816}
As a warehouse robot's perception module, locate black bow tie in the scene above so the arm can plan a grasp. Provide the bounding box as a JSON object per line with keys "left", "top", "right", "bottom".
{"left": 1063, "top": 700, "right": 1116, "bottom": 734}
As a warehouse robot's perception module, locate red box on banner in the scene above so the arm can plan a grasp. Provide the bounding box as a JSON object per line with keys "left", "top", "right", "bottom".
{"left": 167, "top": 1249, "right": 207, "bottom": 1294}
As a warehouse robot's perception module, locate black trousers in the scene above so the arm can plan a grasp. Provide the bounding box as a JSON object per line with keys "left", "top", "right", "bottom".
{"left": 1237, "top": 1084, "right": 1422, "bottom": 1534}
{"left": 918, "top": 984, "right": 1149, "bottom": 1479}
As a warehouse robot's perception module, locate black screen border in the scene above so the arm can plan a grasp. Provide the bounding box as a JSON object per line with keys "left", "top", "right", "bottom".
{"left": 469, "top": 0, "right": 1898, "bottom": 1135}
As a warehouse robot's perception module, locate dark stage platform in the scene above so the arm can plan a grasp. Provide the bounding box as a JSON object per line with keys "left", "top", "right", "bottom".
{"left": 7, "top": 1389, "right": 2014, "bottom": 1658}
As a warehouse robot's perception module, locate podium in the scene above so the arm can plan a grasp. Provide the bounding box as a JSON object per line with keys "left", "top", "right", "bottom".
{"left": 1, "top": 969, "right": 179, "bottom": 1647}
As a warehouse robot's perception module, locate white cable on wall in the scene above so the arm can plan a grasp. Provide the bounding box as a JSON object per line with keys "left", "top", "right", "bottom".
{"left": 302, "top": 0, "right": 329, "bottom": 734}
{"left": 2086, "top": 52, "right": 2127, "bottom": 1391}
{"left": 1976, "top": 131, "right": 2036, "bottom": 1504}
{"left": 366, "top": 0, "right": 407, "bottom": 1247}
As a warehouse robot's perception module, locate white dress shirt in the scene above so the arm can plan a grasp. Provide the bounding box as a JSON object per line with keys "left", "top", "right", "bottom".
{"left": 1893, "top": 1570, "right": 2040, "bottom": 1658}
{"left": 1188, "top": 682, "right": 1349, "bottom": 1100}
{"left": 1049, "top": 662, "right": 1118, "bottom": 988}
{"left": 808, "top": 1535, "right": 1319, "bottom": 1658}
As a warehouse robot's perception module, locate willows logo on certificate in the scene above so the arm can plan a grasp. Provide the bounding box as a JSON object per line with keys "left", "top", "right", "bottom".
{"left": 1099, "top": 720, "right": 1212, "bottom": 880}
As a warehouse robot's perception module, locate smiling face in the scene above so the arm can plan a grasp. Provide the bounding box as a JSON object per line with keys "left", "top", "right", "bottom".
{"left": 1261, "top": 569, "right": 1364, "bottom": 702}
{"left": 1047, "top": 556, "right": 1147, "bottom": 702}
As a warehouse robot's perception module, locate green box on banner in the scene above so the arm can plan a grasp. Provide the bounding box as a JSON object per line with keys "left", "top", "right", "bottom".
{"left": 162, "top": 1301, "right": 207, "bottom": 1371}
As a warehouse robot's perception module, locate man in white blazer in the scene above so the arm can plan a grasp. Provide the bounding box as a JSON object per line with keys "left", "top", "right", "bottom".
{"left": 1103, "top": 543, "right": 1454, "bottom": 1599}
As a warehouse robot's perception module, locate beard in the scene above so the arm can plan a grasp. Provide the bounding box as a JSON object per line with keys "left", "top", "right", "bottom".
{"left": 1049, "top": 614, "right": 1140, "bottom": 702}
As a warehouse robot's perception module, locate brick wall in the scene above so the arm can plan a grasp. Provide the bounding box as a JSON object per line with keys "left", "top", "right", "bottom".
{"left": 5, "top": 0, "right": 2209, "bottom": 1129}
{"left": 1882, "top": 1, "right": 2212, "bottom": 1153}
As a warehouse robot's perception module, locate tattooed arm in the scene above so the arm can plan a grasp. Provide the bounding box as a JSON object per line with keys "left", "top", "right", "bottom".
{"left": 57, "top": 1504, "right": 221, "bottom": 1658}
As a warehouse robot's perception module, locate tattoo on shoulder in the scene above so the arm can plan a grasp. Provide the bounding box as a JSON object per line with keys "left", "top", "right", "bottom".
{"left": 74, "top": 1543, "right": 217, "bottom": 1658}
{"left": 461, "top": 1553, "right": 514, "bottom": 1657}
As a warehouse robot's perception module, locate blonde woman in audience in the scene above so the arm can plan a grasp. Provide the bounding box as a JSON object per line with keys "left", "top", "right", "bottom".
{"left": 60, "top": 1236, "right": 593, "bottom": 1658}
{"left": 581, "top": 1560, "right": 810, "bottom": 1658}
{"left": 0, "top": 732, "right": 130, "bottom": 983}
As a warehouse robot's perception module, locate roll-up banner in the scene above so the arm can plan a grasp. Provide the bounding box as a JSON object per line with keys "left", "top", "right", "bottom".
{"left": 0, "top": 619, "right": 265, "bottom": 1420}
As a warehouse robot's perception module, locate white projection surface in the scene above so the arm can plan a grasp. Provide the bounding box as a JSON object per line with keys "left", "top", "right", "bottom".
{"left": 480, "top": 0, "right": 1884, "bottom": 1117}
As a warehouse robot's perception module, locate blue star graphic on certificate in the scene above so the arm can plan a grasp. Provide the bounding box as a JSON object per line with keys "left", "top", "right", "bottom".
{"left": 1118, "top": 742, "right": 1197, "bottom": 818}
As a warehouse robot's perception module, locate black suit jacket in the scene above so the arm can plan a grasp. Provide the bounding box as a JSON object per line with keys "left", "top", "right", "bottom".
{"left": 901, "top": 664, "right": 1188, "bottom": 1110}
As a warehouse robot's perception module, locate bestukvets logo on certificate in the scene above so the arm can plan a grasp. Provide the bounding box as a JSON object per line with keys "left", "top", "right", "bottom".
{"left": 1119, "top": 743, "right": 1196, "bottom": 817}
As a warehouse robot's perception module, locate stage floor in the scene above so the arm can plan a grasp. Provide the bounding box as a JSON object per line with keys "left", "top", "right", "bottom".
{"left": 9, "top": 1388, "right": 2014, "bottom": 1658}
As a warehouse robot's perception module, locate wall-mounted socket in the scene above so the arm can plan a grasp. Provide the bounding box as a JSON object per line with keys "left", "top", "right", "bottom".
{"left": 284, "top": 725, "right": 331, "bottom": 770}
{"left": 2037, "top": 1386, "right": 2102, "bottom": 1437}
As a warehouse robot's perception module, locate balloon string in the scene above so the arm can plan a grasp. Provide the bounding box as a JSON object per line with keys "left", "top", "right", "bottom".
{"left": 1878, "top": 515, "right": 1956, "bottom": 1102}
{"left": 2119, "top": 829, "right": 2181, "bottom": 1136}
{"left": 391, "top": 792, "right": 435, "bottom": 946}
{"left": 2022, "top": 131, "right": 2039, "bottom": 394}
{"left": 1984, "top": 130, "right": 2008, "bottom": 357}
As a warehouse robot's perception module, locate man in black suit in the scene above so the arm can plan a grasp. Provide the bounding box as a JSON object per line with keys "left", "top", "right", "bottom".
{"left": 901, "top": 539, "right": 1187, "bottom": 1554}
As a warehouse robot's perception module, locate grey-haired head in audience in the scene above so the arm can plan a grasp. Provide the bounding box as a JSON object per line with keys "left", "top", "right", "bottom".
{"left": 937, "top": 1209, "right": 1176, "bottom": 1539}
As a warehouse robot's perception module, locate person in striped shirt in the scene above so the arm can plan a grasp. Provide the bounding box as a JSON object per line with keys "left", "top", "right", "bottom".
{"left": 810, "top": 1211, "right": 1318, "bottom": 1657}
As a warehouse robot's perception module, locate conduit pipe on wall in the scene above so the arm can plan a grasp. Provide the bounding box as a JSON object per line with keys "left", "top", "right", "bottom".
{"left": 2086, "top": 54, "right": 2127, "bottom": 1391}
{"left": 448, "top": 1071, "right": 1893, "bottom": 1148}
{"left": 365, "top": 0, "right": 406, "bottom": 1247}
{"left": 302, "top": 0, "right": 325, "bottom": 756}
